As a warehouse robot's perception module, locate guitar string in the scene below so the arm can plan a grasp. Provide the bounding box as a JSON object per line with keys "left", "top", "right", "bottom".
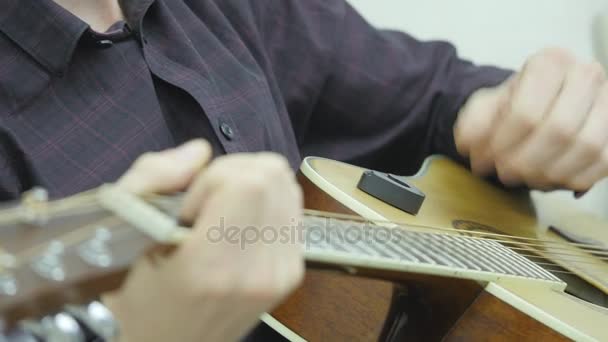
{"left": 3, "top": 214, "right": 608, "bottom": 271}
{"left": 305, "top": 212, "right": 608, "bottom": 273}
{"left": 3, "top": 187, "right": 607, "bottom": 256}
{"left": 304, "top": 213, "right": 608, "bottom": 269}
{"left": 303, "top": 209, "right": 608, "bottom": 256}
{"left": 1, "top": 191, "right": 607, "bottom": 269}
{"left": 3, "top": 212, "right": 606, "bottom": 283}
{"left": 2, "top": 193, "right": 606, "bottom": 257}
{"left": 1, "top": 222, "right": 580, "bottom": 286}
{"left": 305, "top": 215, "right": 608, "bottom": 262}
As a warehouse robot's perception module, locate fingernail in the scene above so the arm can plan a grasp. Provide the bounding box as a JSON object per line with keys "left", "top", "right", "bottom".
{"left": 498, "top": 172, "right": 520, "bottom": 186}
{"left": 174, "top": 140, "right": 210, "bottom": 162}
{"left": 574, "top": 191, "right": 586, "bottom": 199}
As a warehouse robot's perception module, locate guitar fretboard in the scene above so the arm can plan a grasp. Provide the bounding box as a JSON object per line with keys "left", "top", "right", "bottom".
{"left": 303, "top": 216, "right": 564, "bottom": 286}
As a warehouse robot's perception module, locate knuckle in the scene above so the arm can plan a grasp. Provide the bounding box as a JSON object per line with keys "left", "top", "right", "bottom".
{"left": 500, "top": 156, "right": 535, "bottom": 180}
{"left": 133, "top": 152, "right": 161, "bottom": 170}
{"left": 571, "top": 62, "right": 606, "bottom": 86}
{"left": 542, "top": 169, "right": 567, "bottom": 185}
{"left": 496, "top": 158, "right": 520, "bottom": 176}
{"left": 509, "top": 105, "right": 541, "bottom": 131}
{"left": 578, "top": 136, "right": 604, "bottom": 159}
{"left": 535, "top": 47, "right": 575, "bottom": 67}
{"left": 546, "top": 122, "right": 576, "bottom": 145}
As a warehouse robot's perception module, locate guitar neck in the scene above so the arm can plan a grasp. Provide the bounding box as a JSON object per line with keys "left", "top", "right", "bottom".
{"left": 0, "top": 185, "right": 565, "bottom": 328}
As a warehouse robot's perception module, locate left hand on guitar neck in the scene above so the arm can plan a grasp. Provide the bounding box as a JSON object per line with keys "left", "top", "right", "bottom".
{"left": 103, "top": 140, "right": 305, "bottom": 342}
{"left": 455, "top": 47, "right": 608, "bottom": 192}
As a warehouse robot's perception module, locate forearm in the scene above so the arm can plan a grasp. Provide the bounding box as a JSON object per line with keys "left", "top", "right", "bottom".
{"left": 284, "top": 0, "right": 512, "bottom": 174}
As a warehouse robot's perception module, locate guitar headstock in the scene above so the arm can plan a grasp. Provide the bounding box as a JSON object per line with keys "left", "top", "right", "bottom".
{"left": 0, "top": 186, "right": 184, "bottom": 330}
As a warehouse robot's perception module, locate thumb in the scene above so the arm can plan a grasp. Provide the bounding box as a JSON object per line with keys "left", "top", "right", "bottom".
{"left": 117, "top": 139, "right": 213, "bottom": 195}
{"left": 454, "top": 81, "right": 512, "bottom": 155}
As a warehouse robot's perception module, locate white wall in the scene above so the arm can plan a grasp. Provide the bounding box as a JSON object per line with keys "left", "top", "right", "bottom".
{"left": 349, "top": 0, "right": 608, "bottom": 217}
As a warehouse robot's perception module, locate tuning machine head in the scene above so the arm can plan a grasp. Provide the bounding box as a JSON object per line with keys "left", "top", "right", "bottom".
{"left": 31, "top": 241, "right": 66, "bottom": 282}
{"left": 0, "top": 253, "right": 17, "bottom": 296}
{"left": 19, "top": 187, "right": 50, "bottom": 226}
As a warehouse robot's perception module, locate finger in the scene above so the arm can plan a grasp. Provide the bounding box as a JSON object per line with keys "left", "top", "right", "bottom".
{"left": 502, "top": 62, "right": 603, "bottom": 180}
{"left": 454, "top": 85, "right": 509, "bottom": 160}
{"left": 495, "top": 157, "right": 525, "bottom": 186}
{"left": 178, "top": 156, "right": 243, "bottom": 225}
{"left": 548, "top": 81, "right": 608, "bottom": 182}
{"left": 469, "top": 139, "right": 496, "bottom": 176}
{"left": 491, "top": 50, "right": 574, "bottom": 155}
{"left": 567, "top": 149, "right": 608, "bottom": 191}
{"left": 455, "top": 83, "right": 512, "bottom": 175}
{"left": 179, "top": 153, "right": 293, "bottom": 229}
{"left": 117, "top": 139, "right": 212, "bottom": 195}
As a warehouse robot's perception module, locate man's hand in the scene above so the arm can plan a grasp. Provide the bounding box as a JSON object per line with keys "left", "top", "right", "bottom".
{"left": 455, "top": 48, "right": 608, "bottom": 191}
{"left": 103, "top": 140, "right": 304, "bottom": 342}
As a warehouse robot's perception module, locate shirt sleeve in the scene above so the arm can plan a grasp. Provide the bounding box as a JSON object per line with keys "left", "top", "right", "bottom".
{"left": 254, "top": 0, "right": 511, "bottom": 175}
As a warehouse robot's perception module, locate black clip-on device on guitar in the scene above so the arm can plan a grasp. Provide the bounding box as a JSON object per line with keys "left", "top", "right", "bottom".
{"left": 357, "top": 170, "right": 425, "bottom": 215}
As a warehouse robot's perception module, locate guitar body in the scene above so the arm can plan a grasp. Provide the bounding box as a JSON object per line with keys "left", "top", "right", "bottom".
{"left": 266, "top": 157, "right": 608, "bottom": 341}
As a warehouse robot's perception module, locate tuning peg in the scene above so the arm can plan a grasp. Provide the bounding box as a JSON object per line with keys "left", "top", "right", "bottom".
{"left": 31, "top": 241, "right": 66, "bottom": 282}
{"left": 20, "top": 313, "right": 85, "bottom": 342}
{"left": 77, "top": 227, "right": 113, "bottom": 268}
{"left": 44, "top": 313, "right": 86, "bottom": 342}
{"left": 19, "top": 187, "right": 49, "bottom": 226}
{"left": 0, "top": 274, "right": 17, "bottom": 297}
{"left": 65, "top": 301, "right": 119, "bottom": 340}
{"left": 0, "top": 254, "right": 17, "bottom": 296}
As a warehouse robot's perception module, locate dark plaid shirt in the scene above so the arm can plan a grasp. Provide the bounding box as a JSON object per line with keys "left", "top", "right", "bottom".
{"left": 0, "top": 0, "right": 510, "bottom": 201}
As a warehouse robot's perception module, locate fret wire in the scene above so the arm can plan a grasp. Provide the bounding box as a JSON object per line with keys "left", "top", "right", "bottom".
{"left": 409, "top": 232, "right": 467, "bottom": 268}
{"left": 307, "top": 215, "right": 608, "bottom": 269}
{"left": 434, "top": 235, "right": 487, "bottom": 272}
{"left": 318, "top": 216, "right": 550, "bottom": 279}
{"left": 380, "top": 238, "right": 420, "bottom": 262}
{"left": 446, "top": 234, "right": 512, "bottom": 267}
{"left": 304, "top": 210, "right": 608, "bottom": 253}
{"left": 468, "top": 238, "right": 524, "bottom": 276}
{"left": 305, "top": 214, "right": 608, "bottom": 264}
{"left": 475, "top": 244, "right": 608, "bottom": 265}
{"left": 486, "top": 240, "right": 553, "bottom": 279}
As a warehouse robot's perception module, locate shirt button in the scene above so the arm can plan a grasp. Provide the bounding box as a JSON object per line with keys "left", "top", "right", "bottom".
{"left": 220, "top": 122, "right": 235, "bottom": 140}
{"left": 95, "top": 39, "right": 114, "bottom": 49}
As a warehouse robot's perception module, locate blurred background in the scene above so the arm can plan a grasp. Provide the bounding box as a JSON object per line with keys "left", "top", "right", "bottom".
{"left": 349, "top": 0, "right": 608, "bottom": 218}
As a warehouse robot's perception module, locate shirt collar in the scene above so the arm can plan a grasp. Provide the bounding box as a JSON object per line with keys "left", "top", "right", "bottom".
{"left": 0, "top": 0, "right": 155, "bottom": 76}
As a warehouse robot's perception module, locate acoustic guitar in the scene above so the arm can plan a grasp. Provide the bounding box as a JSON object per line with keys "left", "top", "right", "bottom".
{"left": 0, "top": 156, "right": 607, "bottom": 341}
